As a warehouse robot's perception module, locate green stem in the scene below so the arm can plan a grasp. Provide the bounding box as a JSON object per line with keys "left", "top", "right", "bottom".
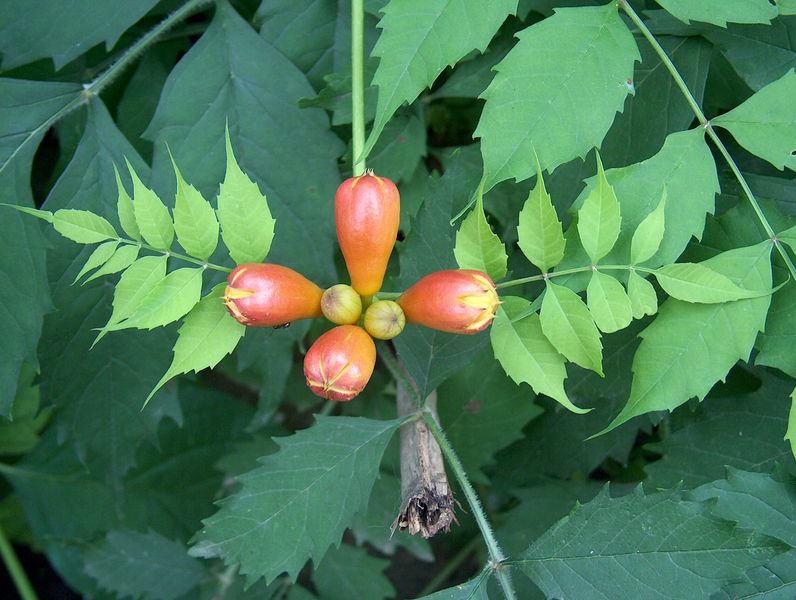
{"left": 1, "top": 0, "right": 209, "bottom": 180}
{"left": 618, "top": 0, "right": 796, "bottom": 283}
{"left": 351, "top": 0, "right": 366, "bottom": 176}
{"left": 0, "top": 523, "right": 38, "bottom": 600}
{"left": 422, "top": 412, "right": 517, "bottom": 600}
{"left": 418, "top": 535, "right": 482, "bottom": 597}
{"left": 119, "top": 238, "right": 231, "bottom": 273}
{"left": 495, "top": 264, "right": 654, "bottom": 290}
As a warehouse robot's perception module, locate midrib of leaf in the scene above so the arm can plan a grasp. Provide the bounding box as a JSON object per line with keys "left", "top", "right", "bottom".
{"left": 489, "top": 10, "right": 613, "bottom": 181}
{"left": 200, "top": 419, "right": 405, "bottom": 550}
{"left": 0, "top": 0, "right": 209, "bottom": 180}
{"left": 515, "top": 544, "right": 784, "bottom": 563}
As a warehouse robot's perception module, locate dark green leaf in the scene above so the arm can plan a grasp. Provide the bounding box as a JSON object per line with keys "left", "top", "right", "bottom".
{"left": 367, "top": 110, "right": 427, "bottom": 183}
{"left": 192, "top": 416, "right": 404, "bottom": 585}
{"left": 414, "top": 572, "right": 490, "bottom": 600}
{"left": 313, "top": 544, "right": 395, "bottom": 600}
{"left": 655, "top": 0, "right": 777, "bottom": 27}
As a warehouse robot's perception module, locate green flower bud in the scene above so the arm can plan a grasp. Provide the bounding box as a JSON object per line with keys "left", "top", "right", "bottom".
{"left": 364, "top": 300, "right": 405, "bottom": 340}
{"left": 321, "top": 284, "right": 362, "bottom": 325}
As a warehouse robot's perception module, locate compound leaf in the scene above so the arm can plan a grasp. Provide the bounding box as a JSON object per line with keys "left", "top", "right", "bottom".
{"left": 192, "top": 416, "right": 404, "bottom": 585}
{"left": 476, "top": 3, "right": 639, "bottom": 188}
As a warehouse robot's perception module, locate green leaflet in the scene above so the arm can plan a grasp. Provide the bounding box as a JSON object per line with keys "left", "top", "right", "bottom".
{"left": 714, "top": 70, "right": 796, "bottom": 172}
{"left": 540, "top": 281, "right": 603, "bottom": 375}
{"left": 491, "top": 297, "right": 587, "bottom": 414}
{"left": 106, "top": 267, "right": 203, "bottom": 332}
{"left": 73, "top": 241, "right": 118, "bottom": 283}
{"left": 413, "top": 572, "right": 490, "bottom": 599}
{"left": 517, "top": 163, "right": 565, "bottom": 273}
{"left": 127, "top": 159, "right": 174, "bottom": 251}
{"left": 781, "top": 224, "right": 796, "bottom": 254}
{"left": 655, "top": 0, "right": 777, "bottom": 27}
{"left": 577, "top": 154, "right": 621, "bottom": 263}
{"left": 93, "top": 255, "right": 168, "bottom": 346}
{"left": 598, "top": 242, "right": 773, "bottom": 435}
{"left": 586, "top": 271, "right": 632, "bottom": 333}
{"left": 453, "top": 189, "right": 508, "bottom": 281}
{"left": 365, "top": 0, "right": 516, "bottom": 157}
{"left": 627, "top": 270, "right": 658, "bottom": 319}
{"left": 113, "top": 164, "right": 140, "bottom": 241}
{"left": 476, "top": 3, "right": 639, "bottom": 188}
{"left": 630, "top": 191, "right": 666, "bottom": 265}
{"left": 191, "top": 416, "right": 405, "bottom": 585}
{"left": 84, "top": 244, "right": 139, "bottom": 283}
{"left": 654, "top": 262, "right": 773, "bottom": 303}
{"left": 52, "top": 209, "right": 118, "bottom": 244}
{"left": 516, "top": 486, "right": 787, "bottom": 600}
{"left": 170, "top": 154, "right": 219, "bottom": 261}
{"left": 84, "top": 530, "right": 204, "bottom": 600}
{"left": 216, "top": 128, "right": 275, "bottom": 265}
{"left": 146, "top": 284, "right": 245, "bottom": 406}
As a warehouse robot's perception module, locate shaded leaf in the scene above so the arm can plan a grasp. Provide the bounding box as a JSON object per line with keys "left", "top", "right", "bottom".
{"left": 656, "top": 0, "right": 777, "bottom": 27}
{"left": 787, "top": 386, "right": 796, "bottom": 461}
{"left": 192, "top": 416, "right": 404, "bottom": 585}
{"left": 476, "top": 4, "right": 639, "bottom": 187}
{"left": 313, "top": 544, "right": 395, "bottom": 600}
{"left": 414, "top": 572, "right": 490, "bottom": 600}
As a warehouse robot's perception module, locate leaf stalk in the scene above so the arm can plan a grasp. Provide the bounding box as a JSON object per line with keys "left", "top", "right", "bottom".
{"left": 0, "top": 523, "right": 38, "bottom": 600}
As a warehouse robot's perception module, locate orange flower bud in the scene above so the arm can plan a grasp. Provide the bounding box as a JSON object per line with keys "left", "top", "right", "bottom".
{"left": 397, "top": 270, "right": 499, "bottom": 334}
{"left": 321, "top": 284, "right": 362, "bottom": 325}
{"left": 364, "top": 300, "right": 405, "bottom": 340}
{"left": 335, "top": 171, "right": 400, "bottom": 296}
{"left": 304, "top": 325, "right": 376, "bottom": 401}
{"left": 224, "top": 263, "right": 322, "bottom": 327}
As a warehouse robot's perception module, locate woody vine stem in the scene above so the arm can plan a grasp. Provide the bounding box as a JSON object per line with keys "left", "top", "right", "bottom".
{"left": 349, "top": 2, "right": 515, "bottom": 597}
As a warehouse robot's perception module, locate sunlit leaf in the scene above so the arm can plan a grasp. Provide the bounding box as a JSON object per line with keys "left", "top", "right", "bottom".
{"left": 454, "top": 191, "right": 508, "bottom": 281}
{"left": 586, "top": 271, "right": 632, "bottom": 333}
{"left": 127, "top": 159, "right": 174, "bottom": 251}
{"left": 517, "top": 163, "right": 565, "bottom": 273}
{"left": 170, "top": 154, "right": 219, "bottom": 261}
{"left": 630, "top": 191, "right": 666, "bottom": 265}
{"left": 627, "top": 270, "right": 658, "bottom": 319}
{"left": 577, "top": 155, "right": 622, "bottom": 264}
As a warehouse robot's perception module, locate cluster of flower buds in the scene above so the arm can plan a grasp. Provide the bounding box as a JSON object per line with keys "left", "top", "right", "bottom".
{"left": 223, "top": 170, "right": 500, "bottom": 401}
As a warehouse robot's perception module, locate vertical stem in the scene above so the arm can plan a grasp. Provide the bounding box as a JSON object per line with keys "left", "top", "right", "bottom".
{"left": 618, "top": 0, "right": 796, "bottom": 282}
{"left": 0, "top": 524, "right": 38, "bottom": 600}
{"left": 422, "top": 412, "right": 518, "bottom": 600}
{"left": 351, "top": 0, "right": 366, "bottom": 176}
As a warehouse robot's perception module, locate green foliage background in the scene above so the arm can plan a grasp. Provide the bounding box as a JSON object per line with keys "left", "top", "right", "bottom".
{"left": 1, "top": 0, "right": 796, "bottom": 598}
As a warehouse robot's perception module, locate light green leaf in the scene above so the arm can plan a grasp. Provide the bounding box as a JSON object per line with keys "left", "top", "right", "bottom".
{"left": 587, "top": 271, "right": 632, "bottom": 333}
{"left": 598, "top": 242, "right": 773, "bottom": 435}
{"left": 146, "top": 284, "right": 245, "bottom": 406}
{"left": 781, "top": 224, "right": 796, "bottom": 254}
{"left": 113, "top": 164, "right": 140, "bottom": 241}
{"left": 540, "top": 281, "right": 603, "bottom": 375}
{"left": 517, "top": 486, "right": 786, "bottom": 600}
{"left": 654, "top": 262, "right": 772, "bottom": 303}
{"left": 365, "top": 0, "right": 517, "bottom": 157}
{"left": 52, "top": 209, "right": 117, "bottom": 244}
{"left": 170, "top": 154, "right": 219, "bottom": 261}
{"left": 476, "top": 3, "right": 639, "bottom": 188}
{"left": 84, "top": 530, "right": 203, "bottom": 600}
{"left": 454, "top": 190, "right": 508, "bottom": 281}
{"left": 73, "top": 241, "right": 118, "bottom": 283}
{"left": 714, "top": 70, "right": 796, "bottom": 171}
{"left": 216, "top": 128, "right": 275, "bottom": 265}
{"left": 627, "top": 270, "right": 658, "bottom": 319}
{"left": 108, "top": 267, "right": 203, "bottom": 332}
{"left": 656, "top": 0, "right": 777, "bottom": 26}
{"left": 313, "top": 544, "right": 395, "bottom": 600}
{"left": 491, "top": 297, "right": 587, "bottom": 414}
{"left": 83, "top": 244, "right": 140, "bottom": 283}
{"left": 191, "top": 416, "right": 404, "bottom": 585}
{"left": 1, "top": 204, "right": 53, "bottom": 223}
{"left": 779, "top": 0, "right": 796, "bottom": 15}
{"left": 630, "top": 191, "right": 666, "bottom": 265}
{"left": 517, "top": 164, "right": 565, "bottom": 273}
{"left": 577, "top": 154, "right": 622, "bottom": 263}
{"left": 127, "top": 158, "right": 174, "bottom": 251}
{"left": 94, "top": 255, "right": 168, "bottom": 346}
{"left": 787, "top": 387, "right": 796, "bottom": 461}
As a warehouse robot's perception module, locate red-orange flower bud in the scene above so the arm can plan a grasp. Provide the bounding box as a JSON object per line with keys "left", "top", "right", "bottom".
{"left": 335, "top": 171, "right": 400, "bottom": 296}
{"left": 303, "top": 325, "right": 376, "bottom": 401}
{"left": 224, "top": 263, "right": 323, "bottom": 327}
{"left": 397, "top": 270, "right": 499, "bottom": 334}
